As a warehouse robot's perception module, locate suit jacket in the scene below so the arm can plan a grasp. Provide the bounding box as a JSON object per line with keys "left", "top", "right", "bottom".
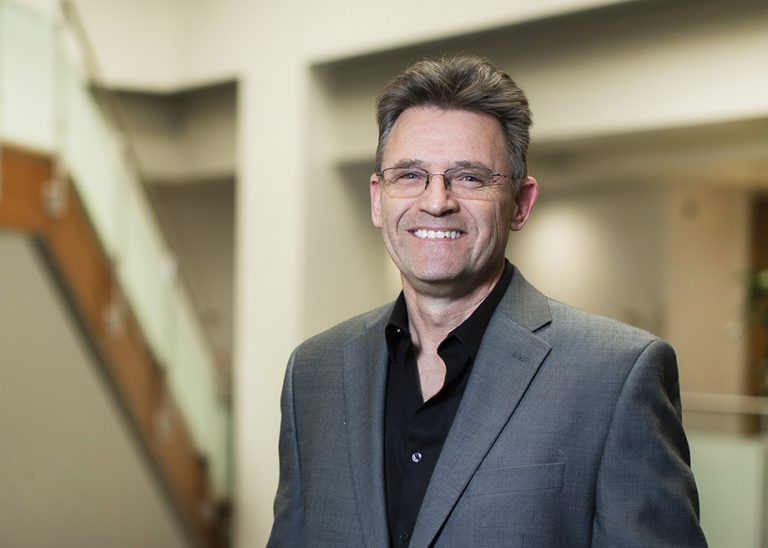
{"left": 268, "top": 267, "right": 706, "bottom": 547}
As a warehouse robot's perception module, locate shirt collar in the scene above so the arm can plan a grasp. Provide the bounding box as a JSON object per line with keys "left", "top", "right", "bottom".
{"left": 449, "top": 260, "right": 512, "bottom": 358}
{"left": 385, "top": 260, "right": 513, "bottom": 358}
{"left": 385, "top": 292, "right": 409, "bottom": 355}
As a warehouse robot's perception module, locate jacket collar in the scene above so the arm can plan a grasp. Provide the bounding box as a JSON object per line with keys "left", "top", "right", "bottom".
{"left": 410, "top": 266, "right": 552, "bottom": 547}
{"left": 341, "top": 266, "right": 552, "bottom": 547}
{"left": 342, "top": 304, "right": 393, "bottom": 547}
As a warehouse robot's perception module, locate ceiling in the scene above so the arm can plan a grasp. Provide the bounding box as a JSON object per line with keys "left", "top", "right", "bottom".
{"left": 528, "top": 116, "right": 768, "bottom": 193}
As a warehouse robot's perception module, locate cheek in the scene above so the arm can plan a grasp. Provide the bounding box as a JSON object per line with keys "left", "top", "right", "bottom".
{"left": 496, "top": 199, "right": 516, "bottom": 231}
{"left": 474, "top": 205, "right": 513, "bottom": 249}
{"left": 381, "top": 202, "right": 409, "bottom": 231}
{"left": 481, "top": 204, "right": 509, "bottom": 232}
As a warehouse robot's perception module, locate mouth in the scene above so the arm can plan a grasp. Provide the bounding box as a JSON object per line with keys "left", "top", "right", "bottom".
{"left": 410, "top": 229, "right": 463, "bottom": 240}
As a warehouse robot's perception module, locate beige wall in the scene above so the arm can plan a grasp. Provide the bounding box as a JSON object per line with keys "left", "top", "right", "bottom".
{"left": 19, "top": 0, "right": 767, "bottom": 545}
{"left": 237, "top": 2, "right": 767, "bottom": 542}
{"left": 509, "top": 183, "right": 751, "bottom": 402}
{"left": 508, "top": 186, "right": 665, "bottom": 335}
{"left": 112, "top": 85, "right": 237, "bottom": 183}
{"left": 662, "top": 186, "right": 751, "bottom": 399}
{"left": 0, "top": 232, "right": 190, "bottom": 548}
{"left": 234, "top": 2, "right": 766, "bottom": 545}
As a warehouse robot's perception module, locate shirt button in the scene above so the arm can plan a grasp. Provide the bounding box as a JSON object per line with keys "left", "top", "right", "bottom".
{"left": 411, "top": 451, "right": 422, "bottom": 463}
{"left": 399, "top": 530, "right": 411, "bottom": 542}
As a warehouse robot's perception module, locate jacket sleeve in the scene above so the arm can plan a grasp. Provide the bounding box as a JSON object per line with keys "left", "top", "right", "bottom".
{"left": 591, "top": 339, "right": 708, "bottom": 547}
{"left": 267, "top": 352, "right": 306, "bottom": 548}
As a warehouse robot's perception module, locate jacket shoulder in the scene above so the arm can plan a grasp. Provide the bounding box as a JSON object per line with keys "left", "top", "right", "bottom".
{"left": 548, "top": 298, "right": 656, "bottom": 337}
{"left": 543, "top": 298, "right": 664, "bottom": 360}
{"left": 292, "top": 301, "right": 393, "bottom": 359}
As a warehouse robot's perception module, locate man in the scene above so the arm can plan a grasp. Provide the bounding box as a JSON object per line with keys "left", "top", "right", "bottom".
{"left": 268, "top": 55, "right": 706, "bottom": 547}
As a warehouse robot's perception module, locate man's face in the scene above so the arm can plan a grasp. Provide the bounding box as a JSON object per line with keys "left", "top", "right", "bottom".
{"left": 370, "top": 107, "right": 537, "bottom": 297}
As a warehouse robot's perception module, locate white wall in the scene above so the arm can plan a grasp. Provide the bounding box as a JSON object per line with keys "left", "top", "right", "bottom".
{"left": 206, "top": 2, "right": 768, "bottom": 545}
{"left": 114, "top": 85, "right": 237, "bottom": 183}
{"left": 151, "top": 181, "right": 235, "bottom": 362}
{"left": 508, "top": 186, "right": 665, "bottom": 334}
{"left": 0, "top": 232, "right": 190, "bottom": 548}
{"left": 507, "top": 182, "right": 752, "bottom": 424}
{"left": 662, "top": 186, "right": 751, "bottom": 433}
{"left": 67, "top": 0, "right": 636, "bottom": 90}
{"left": 24, "top": 0, "right": 768, "bottom": 545}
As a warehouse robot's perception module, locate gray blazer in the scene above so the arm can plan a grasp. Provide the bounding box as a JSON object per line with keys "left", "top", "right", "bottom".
{"left": 268, "top": 267, "right": 706, "bottom": 547}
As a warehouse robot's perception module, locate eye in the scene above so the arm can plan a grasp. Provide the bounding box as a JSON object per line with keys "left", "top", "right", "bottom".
{"left": 451, "top": 169, "right": 487, "bottom": 187}
{"left": 459, "top": 173, "right": 481, "bottom": 182}
{"left": 392, "top": 169, "right": 427, "bottom": 184}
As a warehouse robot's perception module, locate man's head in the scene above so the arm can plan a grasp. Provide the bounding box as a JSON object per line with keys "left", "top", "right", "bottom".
{"left": 370, "top": 55, "right": 538, "bottom": 299}
{"left": 375, "top": 55, "right": 532, "bottom": 189}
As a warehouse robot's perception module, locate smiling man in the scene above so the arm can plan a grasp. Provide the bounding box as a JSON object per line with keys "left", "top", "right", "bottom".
{"left": 268, "top": 55, "right": 707, "bottom": 547}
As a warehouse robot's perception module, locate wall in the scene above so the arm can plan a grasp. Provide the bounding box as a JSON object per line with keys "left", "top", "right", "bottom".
{"left": 15, "top": 0, "right": 768, "bottom": 545}
{"left": 150, "top": 181, "right": 236, "bottom": 365}
{"left": 0, "top": 231, "right": 190, "bottom": 548}
{"left": 68, "top": 0, "right": 635, "bottom": 90}
{"left": 663, "top": 186, "right": 751, "bottom": 431}
{"left": 213, "top": 1, "right": 768, "bottom": 545}
{"left": 299, "top": 66, "right": 401, "bottom": 338}
{"left": 509, "top": 183, "right": 751, "bottom": 425}
{"left": 112, "top": 84, "right": 237, "bottom": 183}
{"left": 508, "top": 185, "right": 665, "bottom": 335}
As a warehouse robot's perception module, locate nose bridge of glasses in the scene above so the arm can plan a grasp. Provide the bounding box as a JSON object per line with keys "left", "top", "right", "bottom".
{"left": 426, "top": 171, "right": 451, "bottom": 190}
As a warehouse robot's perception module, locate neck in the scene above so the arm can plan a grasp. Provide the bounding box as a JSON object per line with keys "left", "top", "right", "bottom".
{"left": 401, "top": 262, "right": 504, "bottom": 353}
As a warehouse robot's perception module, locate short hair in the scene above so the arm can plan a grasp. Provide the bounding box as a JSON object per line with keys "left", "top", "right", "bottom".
{"left": 374, "top": 54, "right": 532, "bottom": 187}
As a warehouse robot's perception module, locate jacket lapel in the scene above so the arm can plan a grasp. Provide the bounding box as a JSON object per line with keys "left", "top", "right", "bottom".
{"left": 341, "top": 307, "right": 392, "bottom": 548}
{"left": 410, "top": 268, "right": 553, "bottom": 548}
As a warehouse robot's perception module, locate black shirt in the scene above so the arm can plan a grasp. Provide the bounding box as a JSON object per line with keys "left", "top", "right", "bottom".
{"left": 383, "top": 261, "right": 514, "bottom": 546}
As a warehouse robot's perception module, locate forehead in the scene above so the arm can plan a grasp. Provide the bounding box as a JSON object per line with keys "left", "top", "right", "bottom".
{"left": 383, "top": 107, "right": 506, "bottom": 167}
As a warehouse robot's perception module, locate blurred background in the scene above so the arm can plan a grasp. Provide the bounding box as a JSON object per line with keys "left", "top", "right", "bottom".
{"left": 1, "top": 0, "right": 767, "bottom": 546}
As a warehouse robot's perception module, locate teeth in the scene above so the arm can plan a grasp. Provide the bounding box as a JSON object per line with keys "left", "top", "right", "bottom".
{"left": 414, "top": 229, "right": 460, "bottom": 240}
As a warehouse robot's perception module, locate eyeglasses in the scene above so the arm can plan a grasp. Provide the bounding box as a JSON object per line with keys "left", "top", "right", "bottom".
{"left": 376, "top": 166, "right": 510, "bottom": 199}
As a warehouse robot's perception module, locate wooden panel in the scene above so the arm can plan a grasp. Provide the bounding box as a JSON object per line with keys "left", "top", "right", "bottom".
{"left": 748, "top": 193, "right": 768, "bottom": 399}
{"left": 0, "top": 146, "right": 52, "bottom": 233}
{"left": 0, "top": 144, "right": 226, "bottom": 547}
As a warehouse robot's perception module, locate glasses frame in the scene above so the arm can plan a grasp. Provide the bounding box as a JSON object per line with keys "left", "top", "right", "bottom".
{"left": 376, "top": 165, "right": 511, "bottom": 199}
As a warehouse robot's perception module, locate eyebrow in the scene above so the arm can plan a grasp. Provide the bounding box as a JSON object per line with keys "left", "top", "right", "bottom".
{"left": 390, "top": 158, "right": 424, "bottom": 169}
{"left": 388, "top": 159, "right": 492, "bottom": 170}
{"left": 452, "top": 160, "right": 491, "bottom": 171}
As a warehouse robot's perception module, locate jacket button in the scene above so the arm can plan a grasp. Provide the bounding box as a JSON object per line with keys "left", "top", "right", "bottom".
{"left": 399, "top": 531, "right": 411, "bottom": 542}
{"left": 411, "top": 451, "right": 422, "bottom": 463}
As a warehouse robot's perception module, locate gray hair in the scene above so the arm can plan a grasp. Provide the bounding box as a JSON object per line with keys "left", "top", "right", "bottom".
{"left": 375, "top": 54, "right": 532, "bottom": 187}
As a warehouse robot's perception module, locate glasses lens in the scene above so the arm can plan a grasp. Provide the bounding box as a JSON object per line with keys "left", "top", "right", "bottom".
{"left": 382, "top": 168, "right": 429, "bottom": 197}
{"left": 380, "top": 166, "right": 503, "bottom": 199}
{"left": 445, "top": 167, "right": 493, "bottom": 195}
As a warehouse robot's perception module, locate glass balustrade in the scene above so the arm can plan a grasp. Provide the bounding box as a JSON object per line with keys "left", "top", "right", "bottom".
{"left": 0, "top": 0, "right": 230, "bottom": 497}
{"left": 689, "top": 431, "right": 767, "bottom": 547}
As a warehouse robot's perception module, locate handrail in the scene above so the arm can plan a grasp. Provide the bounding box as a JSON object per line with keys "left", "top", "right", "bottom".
{"left": 0, "top": 143, "right": 224, "bottom": 547}
{"left": 682, "top": 392, "right": 768, "bottom": 417}
{"left": 58, "top": 0, "right": 225, "bottom": 375}
{"left": 0, "top": 1, "right": 230, "bottom": 542}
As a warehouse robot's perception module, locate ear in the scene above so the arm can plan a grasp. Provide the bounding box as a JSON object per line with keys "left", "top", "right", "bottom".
{"left": 510, "top": 176, "right": 538, "bottom": 231}
{"left": 370, "top": 172, "right": 383, "bottom": 228}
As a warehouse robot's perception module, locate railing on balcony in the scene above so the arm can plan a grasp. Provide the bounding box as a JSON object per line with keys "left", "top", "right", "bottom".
{"left": 0, "top": 1, "right": 230, "bottom": 544}
{"left": 684, "top": 392, "right": 768, "bottom": 548}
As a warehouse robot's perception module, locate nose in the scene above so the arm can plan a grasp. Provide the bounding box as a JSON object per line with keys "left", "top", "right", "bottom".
{"left": 418, "top": 173, "right": 459, "bottom": 216}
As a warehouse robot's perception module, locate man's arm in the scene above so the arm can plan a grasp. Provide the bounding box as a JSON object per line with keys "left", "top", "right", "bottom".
{"left": 267, "top": 352, "right": 306, "bottom": 548}
{"left": 592, "top": 339, "right": 707, "bottom": 547}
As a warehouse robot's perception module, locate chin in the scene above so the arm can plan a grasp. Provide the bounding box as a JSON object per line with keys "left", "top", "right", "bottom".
{"left": 408, "top": 268, "right": 470, "bottom": 288}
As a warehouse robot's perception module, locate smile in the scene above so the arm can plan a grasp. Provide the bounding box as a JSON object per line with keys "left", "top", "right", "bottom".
{"left": 412, "top": 229, "right": 462, "bottom": 240}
